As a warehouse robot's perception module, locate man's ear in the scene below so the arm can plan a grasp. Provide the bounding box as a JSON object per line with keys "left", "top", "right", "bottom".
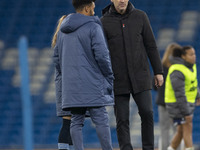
{"left": 84, "top": 5, "right": 89, "bottom": 13}
{"left": 111, "top": 0, "right": 113, "bottom": 2}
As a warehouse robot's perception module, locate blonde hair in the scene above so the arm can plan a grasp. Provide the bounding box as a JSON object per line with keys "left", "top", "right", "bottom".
{"left": 51, "top": 15, "right": 67, "bottom": 48}
{"left": 162, "top": 43, "right": 182, "bottom": 68}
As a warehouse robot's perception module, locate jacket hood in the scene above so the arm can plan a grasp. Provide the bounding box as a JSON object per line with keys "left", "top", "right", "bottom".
{"left": 170, "top": 56, "right": 194, "bottom": 68}
{"left": 61, "top": 13, "right": 101, "bottom": 33}
{"left": 102, "top": 1, "right": 135, "bottom": 16}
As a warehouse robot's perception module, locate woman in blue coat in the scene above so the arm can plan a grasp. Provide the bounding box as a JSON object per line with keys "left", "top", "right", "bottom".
{"left": 52, "top": 15, "right": 73, "bottom": 150}
{"left": 53, "top": 0, "right": 114, "bottom": 150}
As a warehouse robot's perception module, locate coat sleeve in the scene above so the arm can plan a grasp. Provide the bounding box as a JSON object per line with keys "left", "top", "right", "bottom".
{"left": 53, "top": 45, "right": 61, "bottom": 74}
{"left": 91, "top": 24, "right": 114, "bottom": 84}
{"left": 142, "top": 12, "right": 163, "bottom": 75}
{"left": 53, "top": 45, "right": 62, "bottom": 96}
{"left": 170, "top": 70, "right": 191, "bottom": 116}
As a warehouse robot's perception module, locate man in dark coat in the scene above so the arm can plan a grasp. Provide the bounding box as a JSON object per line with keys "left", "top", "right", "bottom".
{"left": 101, "top": 0, "right": 164, "bottom": 150}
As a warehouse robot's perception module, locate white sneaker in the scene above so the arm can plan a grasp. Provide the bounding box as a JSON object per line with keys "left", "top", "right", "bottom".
{"left": 167, "top": 146, "right": 175, "bottom": 150}
{"left": 185, "top": 147, "right": 194, "bottom": 150}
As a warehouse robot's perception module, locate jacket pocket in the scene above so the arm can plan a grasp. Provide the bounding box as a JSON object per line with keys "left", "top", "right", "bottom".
{"left": 103, "top": 78, "right": 113, "bottom": 95}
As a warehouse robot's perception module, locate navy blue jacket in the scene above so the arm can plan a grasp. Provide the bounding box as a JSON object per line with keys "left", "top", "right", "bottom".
{"left": 54, "top": 13, "right": 114, "bottom": 109}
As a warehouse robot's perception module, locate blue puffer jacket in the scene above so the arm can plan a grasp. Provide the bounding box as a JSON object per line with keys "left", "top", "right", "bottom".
{"left": 54, "top": 13, "right": 114, "bottom": 109}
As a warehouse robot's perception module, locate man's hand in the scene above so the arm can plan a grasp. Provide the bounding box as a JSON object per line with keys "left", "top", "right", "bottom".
{"left": 154, "top": 74, "right": 164, "bottom": 88}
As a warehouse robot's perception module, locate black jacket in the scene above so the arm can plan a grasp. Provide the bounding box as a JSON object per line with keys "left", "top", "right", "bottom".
{"left": 101, "top": 2, "right": 163, "bottom": 95}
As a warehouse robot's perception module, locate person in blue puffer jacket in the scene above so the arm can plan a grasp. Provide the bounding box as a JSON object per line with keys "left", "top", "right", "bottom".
{"left": 53, "top": 0, "right": 114, "bottom": 150}
{"left": 52, "top": 15, "right": 73, "bottom": 150}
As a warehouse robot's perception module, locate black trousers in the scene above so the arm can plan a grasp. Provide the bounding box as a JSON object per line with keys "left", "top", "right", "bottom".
{"left": 114, "top": 90, "right": 154, "bottom": 150}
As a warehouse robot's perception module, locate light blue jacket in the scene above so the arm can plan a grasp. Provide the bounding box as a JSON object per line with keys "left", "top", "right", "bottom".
{"left": 54, "top": 13, "right": 114, "bottom": 109}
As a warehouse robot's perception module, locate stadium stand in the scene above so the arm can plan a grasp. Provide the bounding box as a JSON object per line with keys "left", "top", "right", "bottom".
{"left": 0, "top": 0, "right": 199, "bottom": 149}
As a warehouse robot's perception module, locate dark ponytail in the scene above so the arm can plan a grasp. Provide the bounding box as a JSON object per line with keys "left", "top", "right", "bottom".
{"left": 172, "top": 46, "right": 183, "bottom": 57}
